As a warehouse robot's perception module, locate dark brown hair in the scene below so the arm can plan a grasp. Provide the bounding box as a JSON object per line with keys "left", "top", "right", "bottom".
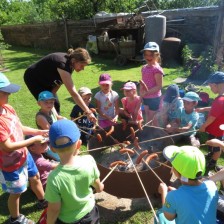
{"left": 67, "top": 47, "right": 91, "bottom": 64}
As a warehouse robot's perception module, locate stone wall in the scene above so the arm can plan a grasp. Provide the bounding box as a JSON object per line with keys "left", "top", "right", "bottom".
{"left": 0, "top": 6, "right": 220, "bottom": 50}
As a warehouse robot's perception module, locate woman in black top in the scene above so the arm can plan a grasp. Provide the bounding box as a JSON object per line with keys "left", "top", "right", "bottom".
{"left": 24, "top": 47, "right": 96, "bottom": 122}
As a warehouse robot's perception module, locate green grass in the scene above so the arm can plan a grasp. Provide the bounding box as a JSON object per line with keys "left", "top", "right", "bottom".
{"left": 0, "top": 46, "right": 222, "bottom": 223}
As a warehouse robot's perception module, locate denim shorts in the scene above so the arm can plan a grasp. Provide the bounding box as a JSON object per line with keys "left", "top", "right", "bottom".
{"left": 0, "top": 152, "right": 38, "bottom": 194}
{"left": 143, "top": 97, "right": 161, "bottom": 111}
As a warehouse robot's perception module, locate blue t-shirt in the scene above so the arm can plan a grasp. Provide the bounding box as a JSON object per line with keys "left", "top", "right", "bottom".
{"left": 162, "top": 181, "right": 218, "bottom": 224}
{"left": 167, "top": 97, "right": 184, "bottom": 121}
{"left": 176, "top": 108, "right": 199, "bottom": 136}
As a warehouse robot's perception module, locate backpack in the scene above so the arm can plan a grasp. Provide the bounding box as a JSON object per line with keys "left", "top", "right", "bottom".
{"left": 37, "top": 208, "right": 47, "bottom": 224}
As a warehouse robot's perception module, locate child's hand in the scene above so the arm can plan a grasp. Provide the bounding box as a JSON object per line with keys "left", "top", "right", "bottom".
{"left": 111, "top": 115, "right": 118, "bottom": 123}
{"left": 37, "top": 129, "right": 49, "bottom": 137}
{"left": 199, "top": 124, "right": 206, "bottom": 132}
{"left": 158, "top": 182, "right": 168, "bottom": 195}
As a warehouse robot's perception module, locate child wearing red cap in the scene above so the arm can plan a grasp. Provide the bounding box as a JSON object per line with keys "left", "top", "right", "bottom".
{"left": 94, "top": 74, "right": 119, "bottom": 128}
{"left": 119, "top": 81, "right": 143, "bottom": 129}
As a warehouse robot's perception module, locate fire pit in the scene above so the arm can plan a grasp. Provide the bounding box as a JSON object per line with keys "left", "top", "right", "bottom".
{"left": 88, "top": 124, "right": 174, "bottom": 198}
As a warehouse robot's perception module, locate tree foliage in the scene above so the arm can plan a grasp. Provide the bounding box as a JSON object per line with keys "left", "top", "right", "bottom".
{"left": 0, "top": 0, "right": 221, "bottom": 25}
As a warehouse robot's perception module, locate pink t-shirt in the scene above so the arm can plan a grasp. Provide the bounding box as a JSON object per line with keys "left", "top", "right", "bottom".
{"left": 0, "top": 104, "right": 27, "bottom": 172}
{"left": 141, "top": 63, "right": 163, "bottom": 98}
{"left": 206, "top": 95, "right": 224, "bottom": 137}
{"left": 121, "top": 96, "right": 143, "bottom": 121}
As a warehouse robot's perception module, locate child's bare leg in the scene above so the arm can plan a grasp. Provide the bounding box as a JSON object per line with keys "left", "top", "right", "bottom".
{"left": 29, "top": 173, "right": 45, "bottom": 200}
{"left": 8, "top": 193, "right": 20, "bottom": 218}
{"left": 212, "top": 151, "right": 222, "bottom": 161}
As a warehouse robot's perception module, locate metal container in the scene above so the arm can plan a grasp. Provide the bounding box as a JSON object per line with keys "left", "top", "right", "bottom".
{"left": 88, "top": 124, "right": 174, "bottom": 198}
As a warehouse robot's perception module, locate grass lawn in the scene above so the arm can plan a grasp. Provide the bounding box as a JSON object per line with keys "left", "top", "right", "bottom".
{"left": 0, "top": 46, "right": 222, "bottom": 224}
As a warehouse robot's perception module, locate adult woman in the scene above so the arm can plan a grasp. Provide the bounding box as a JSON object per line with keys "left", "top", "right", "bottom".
{"left": 24, "top": 47, "right": 96, "bottom": 122}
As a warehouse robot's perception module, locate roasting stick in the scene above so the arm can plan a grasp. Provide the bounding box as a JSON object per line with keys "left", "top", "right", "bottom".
{"left": 126, "top": 153, "right": 159, "bottom": 223}
{"left": 139, "top": 129, "right": 199, "bottom": 145}
{"left": 101, "top": 164, "right": 119, "bottom": 184}
{"left": 126, "top": 119, "right": 153, "bottom": 139}
{"left": 96, "top": 124, "right": 120, "bottom": 144}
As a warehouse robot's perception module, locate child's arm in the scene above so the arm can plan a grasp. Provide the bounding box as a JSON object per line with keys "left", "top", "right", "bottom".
{"left": 141, "top": 73, "right": 163, "bottom": 97}
{"left": 195, "top": 107, "right": 211, "bottom": 113}
{"left": 0, "top": 135, "right": 46, "bottom": 153}
{"left": 199, "top": 115, "right": 216, "bottom": 132}
{"left": 21, "top": 125, "right": 48, "bottom": 136}
{"left": 36, "top": 114, "right": 51, "bottom": 130}
{"left": 206, "top": 139, "right": 224, "bottom": 150}
{"left": 91, "top": 178, "right": 104, "bottom": 193}
{"left": 111, "top": 98, "right": 119, "bottom": 123}
{"left": 132, "top": 98, "right": 142, "bottom": 122}
{"left": 47, "top": 201, "right": 61, "bottom": 224}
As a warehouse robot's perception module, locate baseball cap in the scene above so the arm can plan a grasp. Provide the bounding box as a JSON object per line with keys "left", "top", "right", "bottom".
{"left": 99, "top": 73, "right": 112, "bottom": 85}
{"left": 49, "top": 120, "right": 80, "bottom": 149}
{"left": 163, "top": 145, "right": 205, "bottom": 180}
{"left": 38, "top": 91, "right": 56, "bottom": 101}
{"left": 0, "top": 72, "right": 20, "bottom": 93}
{"left": 163, "top": 84, "right": 179, "bottom": 103}
{"left": 78, "top": 87, "right": 92, "bottom": 96}
{"left": 206, "top": 71, "right": 224, "bottom": 84}
{"left": 182, "top": 91, "right": 201, "bottom": 102}
{"left": 121, "top": 82, "right": 136, "bottom": 90}
{"left": 141, "top": 42, "right": 160, "bottom": 53}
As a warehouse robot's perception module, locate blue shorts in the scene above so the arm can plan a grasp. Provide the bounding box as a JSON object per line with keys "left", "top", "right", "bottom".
{"left": 143, "top": 97, "right": 161, "bottom": 111}
{"left": 0, "top": 152, "right": 38, "bottom": 194}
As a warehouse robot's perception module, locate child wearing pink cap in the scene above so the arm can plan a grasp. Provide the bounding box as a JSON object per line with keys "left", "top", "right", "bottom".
{"left": 120, "top": 81, "right": 143, "bottom": 129}
{"left": 94, "top": 74, "right": 119, "bottom": 128}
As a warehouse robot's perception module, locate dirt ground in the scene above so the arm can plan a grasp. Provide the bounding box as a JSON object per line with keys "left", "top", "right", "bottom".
{"left": 95, "top": 191, "right": 159, "bottom": 224}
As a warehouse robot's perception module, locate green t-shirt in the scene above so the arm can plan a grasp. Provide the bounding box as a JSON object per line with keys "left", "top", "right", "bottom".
{"left": 45, "top": 155, "right": 100, "bottom": 223}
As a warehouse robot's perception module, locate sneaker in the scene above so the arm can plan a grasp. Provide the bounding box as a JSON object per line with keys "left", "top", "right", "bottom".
{"left": 37, "top": 199, "right": 48, "bottom": 210}
{"left": 10, "top": 214, "right": 35, "bottom": 224}
{"left": 206, "top": 160, "right": 217, "bottom": 170}
{"left": 205, "top": 152, "right": 213, "bottom": 161}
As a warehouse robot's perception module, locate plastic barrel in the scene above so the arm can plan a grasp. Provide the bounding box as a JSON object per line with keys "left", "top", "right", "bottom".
{"left": 145, "top": 15, "right": 166, "bottom": 46}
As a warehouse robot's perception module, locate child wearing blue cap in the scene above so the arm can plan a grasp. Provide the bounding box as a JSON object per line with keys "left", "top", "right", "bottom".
{"left": 140, "top": 42, "right": 164, "bottom": 123}
{"left": 36, "top": 90, "right": 65, "bottom": 161}
{"left": 198, "top": 71, "right": 224, "bottom": 170}
{"left": 45, "top": 119, "right": 104, "bottom": 224}
{"left": 0, "top": 73, "right": 48, "bottom": 224}
{"left": 155, "top": 145, "right": 218, "bottom": 224}
{"left": 165, "top": 91, "right": 200, "bottom": 147}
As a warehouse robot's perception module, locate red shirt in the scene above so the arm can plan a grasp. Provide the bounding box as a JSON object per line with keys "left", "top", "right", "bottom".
{"left": 206, "top": 95, "right": 224, "bottom": 137}
{"left": 0, "top": 104, "right": 27, "bottom": 172}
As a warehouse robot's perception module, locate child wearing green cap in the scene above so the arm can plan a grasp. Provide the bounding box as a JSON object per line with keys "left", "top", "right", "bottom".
{"left": 155, "top": 145, "right": 218, "bottom": 224}
{"left": 198, "top": 71, "right": 224, "bottom": 170}
{"left": 45, "top": 120, "right": 104, "bottom": 224}
{"left": 165, "top": 91, "right": 200, "bottom": 147}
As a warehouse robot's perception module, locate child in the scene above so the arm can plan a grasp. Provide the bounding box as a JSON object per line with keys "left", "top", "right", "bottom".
{"left": 140, "top": 42, "right": 164, "bottom": 123}
{"left": 154, "top": 84, "right": 183, "bottom": 127}
{"left": 165, "top": 91, "right": 200, "bottom": 148}
{"left": 26, "top": 135, "right": 58, "bottom": 190}
{"left": 155, "top": 145, "right": 218, "bottom": 224}
{"left": 70, "top": 87, "right": 96, "bottom": 144}
{"left": 199, "top": 71, "right": 224, "bottom": 170}
{"left": 36, "top": 90, "right": 63, "bottom": 161}
{"left": 94, "top": 73, "right": 119, "bottom": 128}
{"left": 119, "top": 81, "right": 143, "bottom": 129}
{"left": 45, "top": 119, "right": 104, "bottom": 224}
{"left": 0, "top": 73, "right": 48, "bottom": 224}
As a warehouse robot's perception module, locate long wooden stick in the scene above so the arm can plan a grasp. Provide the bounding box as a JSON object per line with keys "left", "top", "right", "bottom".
{"left": 126, "top": 153, "right": 159, "bottom": 223}
{"left": 101, "top": 164, "right": 119, "bottom": 184}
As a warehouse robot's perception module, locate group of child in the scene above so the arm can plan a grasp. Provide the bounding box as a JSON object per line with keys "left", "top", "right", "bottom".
{"left": 1, "top": 40, "right": 224, "bottom": 224}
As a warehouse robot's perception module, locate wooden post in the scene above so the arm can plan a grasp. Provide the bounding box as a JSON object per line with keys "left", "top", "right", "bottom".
{"left": 63, "top": 17, "right": 69, "bottom": 49}
{"left": 214, "top": 0, "right": 224, "bottom": 69}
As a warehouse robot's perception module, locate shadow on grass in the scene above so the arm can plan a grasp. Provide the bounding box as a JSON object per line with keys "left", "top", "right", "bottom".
{"left": 0, "top": 188, "right": 41, "bottom": 223}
